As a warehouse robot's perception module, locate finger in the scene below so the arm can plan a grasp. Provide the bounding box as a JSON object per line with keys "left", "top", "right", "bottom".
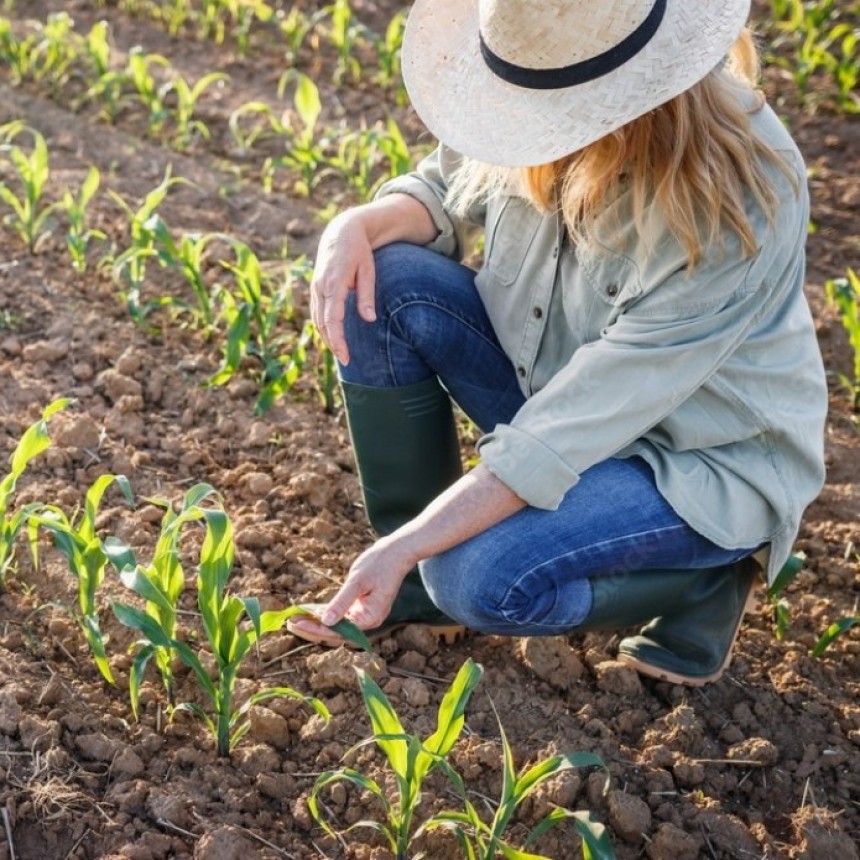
{"left": 354, "top": 253, "right": 376, "bottom": 322}
{"left": 320, "top": 578, "right": 367, "bottom": 627}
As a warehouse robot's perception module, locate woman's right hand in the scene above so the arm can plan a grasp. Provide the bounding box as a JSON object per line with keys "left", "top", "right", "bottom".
{"left": 310, "top": 210, "right": 377, "bottom": 367}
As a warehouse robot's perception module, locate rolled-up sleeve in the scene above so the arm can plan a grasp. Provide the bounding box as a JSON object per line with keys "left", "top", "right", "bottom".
{"left": 477, "top": 250, "right": 782, "bottom": 509}
{"left": 375, "top": 146, "right": 479, "bottom": 260}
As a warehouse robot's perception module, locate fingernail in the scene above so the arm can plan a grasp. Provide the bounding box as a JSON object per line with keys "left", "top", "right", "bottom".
{"left": 321, "top": 610, "right": 336, "bottom": 626}
{"left": 363, "top": 305, "right": 376, "bottom": 320}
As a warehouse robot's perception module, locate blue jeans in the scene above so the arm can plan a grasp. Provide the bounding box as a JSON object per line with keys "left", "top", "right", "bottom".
{"left": 341, "top": 243, "right": 755, "bottom": 635}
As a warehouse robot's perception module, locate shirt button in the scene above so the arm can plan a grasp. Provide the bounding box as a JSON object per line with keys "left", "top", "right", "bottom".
{"left": 552, "top": 246, "right": 559, "bottom": 258}
{"left": 606, "top": 283, "right": 619, "bottom": 298}
{"left": 517, "top": 366, "right": 527, "bottom": 378}
{"left": 532, "top": 306, "right": 543, "bottom": 319}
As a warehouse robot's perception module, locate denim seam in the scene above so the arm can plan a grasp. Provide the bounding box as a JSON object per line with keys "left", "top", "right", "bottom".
{"left": 386, "top": 298, "right": 511, "bottom": 386}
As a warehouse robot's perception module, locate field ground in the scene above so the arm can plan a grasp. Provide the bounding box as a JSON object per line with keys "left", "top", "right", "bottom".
{"left": 0, "top": 1, "right": 857, "bottom": 858}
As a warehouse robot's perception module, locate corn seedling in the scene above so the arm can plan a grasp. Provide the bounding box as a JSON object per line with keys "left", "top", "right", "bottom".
{"left": 162, "top": 70, "right": 229, "bottom": 150}
{"left": 766, "top": 553, "right": 805, "bottom": 641}
{"left": 322, "top": 0, "right": 368, "bottom": 84}
{"left": 268, "top": 71, "right": 329, "bottom": 196}
{"left": 427, "top": 699, "right": 614, "bottom": 860}
{"left": 62, "top": 165, "right": 106, "bottom": 274}
{"left": 371, "top": 10, "right": 406, "bottom": 97}
{"left": 155, "top": 228, "right": 223, "bottom": 330}
{"left": 0, "top": 122, "right": 57, "bottom": 253}
{"left": 812, "top": 615, "right": 860, "bottom": 657}
{"left": 126, "top": 48, "right": 172, "bottom": 136}
{"left": 0, "top": 17, "right": 40, "bottom": 84}
{"left": 107, "top": 483, "right": 222, "bottom": 717}
{"left": 32, "top": 12, "right": 82, "bottom": 91}
{"left": 28, "top": 474, "right": 134, "bottom": 685}
{"left": 0, "top": 399, "right": 69, "bottom": 586}
{"left": 277, "top": 6, "right": 321, "bottom": 62}
{"left": 768, "top": 0, "right": 860, "bottom": 113}
{"left": 113, "top": 504, "right": 366, "bottom": 755}
{"left": 825, "top": 269, "right": 860, "bottom": 411}
{"left": 331, "top": 118, "right": 413, "bottom": 202}
{"left": 81, "top": 20, "right": 127, "bottom": 122}
{"left": 109, "top": 168, "right": 191, "bottom": 323}
{"left": 310, "top": 659, "right": 484, "bottom": 860}
{"left": 210, "top": 239, "right": 310, "bottom": 413}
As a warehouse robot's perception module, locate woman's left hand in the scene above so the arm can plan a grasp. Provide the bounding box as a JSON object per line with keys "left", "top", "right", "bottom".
{"left": 290, "top": 536, "right": 416, "bottom": 639}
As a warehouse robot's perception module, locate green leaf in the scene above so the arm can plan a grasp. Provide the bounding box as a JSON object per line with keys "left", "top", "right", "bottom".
{"left": 572, "top": 811, "right": 615, "bottom": 860}
{"left": 767, "top": 553, "right": 805, "bottom": 599}
{"left": 812, "top": 616, "right": 860, "bottom": 658}
{"left": 356, "top": 668, "right": 408, "bottom": 778}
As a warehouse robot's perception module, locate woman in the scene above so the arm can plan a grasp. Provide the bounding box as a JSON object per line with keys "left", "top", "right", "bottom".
{"left": 288, "top": 0, "right": 827, "bottom": 686}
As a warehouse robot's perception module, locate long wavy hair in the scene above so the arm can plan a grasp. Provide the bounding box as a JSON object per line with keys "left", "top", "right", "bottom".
{"left": 446, "top": 31, "right": 794, "bottom": 267}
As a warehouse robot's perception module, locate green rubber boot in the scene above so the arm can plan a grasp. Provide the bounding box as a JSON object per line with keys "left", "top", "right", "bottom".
{"left": 563, "top": 561, "right": 758, "bottom": 686}
{"left": 293, "top": 378, "right": 465, "bottom": 644}
{"left": 616, "top": 560, "right": 758, "bottom": 686}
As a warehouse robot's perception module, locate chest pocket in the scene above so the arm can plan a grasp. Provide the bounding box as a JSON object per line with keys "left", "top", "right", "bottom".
{"left": 578, "top": 242, "right": 643, "bottom": 315}
{"left": 482, "top": 196, "right": 542, "bottom": 286}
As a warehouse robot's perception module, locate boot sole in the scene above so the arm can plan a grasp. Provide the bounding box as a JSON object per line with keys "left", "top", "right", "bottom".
{"left": 287, "top": 618, "right": 466, "bottom": 649}
{"left": 617, "top": 574, "right": 760, "bottom": 687}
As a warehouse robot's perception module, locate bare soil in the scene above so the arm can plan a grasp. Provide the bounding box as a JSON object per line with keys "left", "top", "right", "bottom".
{"left": 0, "top": 2, "right": 857, "bottom": 859}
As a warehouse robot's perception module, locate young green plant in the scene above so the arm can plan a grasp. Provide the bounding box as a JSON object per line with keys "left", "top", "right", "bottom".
{"left": 310, "top": 658, "right": 484, "bottom": 860}
{"left": 0, "top": 121, "right": 57, "bottom": 253}
{"left": 162, "top": 69, "right": 229, "bottom": 150}
{"left": 106, "top": 483, "right": 222, "bottom": 717}
{"left": 28, "top": 473, "right": 134, "bottom": 685}
{"left": 114, "top": 503, "right": 370, "bottom": 755}
{"left": 62, "top": 164, "right": 106, "bottom": 273}
{"left": 427, "top": 700, "right": 615, "bottom": 860}
{"left": 109, "top": 167, "right": 191, "bottom": 323}
{"left": 210, "top": 238, "right": 310, "bottom": 413}
{"left": 0, "top": 399, "right": 69, "bottom": 586}
{"left": 825, "top": 269, "right": 860, "bottom": 411}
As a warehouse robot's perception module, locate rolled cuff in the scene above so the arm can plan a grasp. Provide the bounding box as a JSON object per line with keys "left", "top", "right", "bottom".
{"left": 375, "top": 175, "right": 458, "bottom": 257}
{"left": 477, "top": 424, "right": 580, "bottom": 509}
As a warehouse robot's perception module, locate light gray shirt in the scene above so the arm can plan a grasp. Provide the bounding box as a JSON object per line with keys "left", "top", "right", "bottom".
{"left": 377, "top": 103, "right": 827, "bottom": 584}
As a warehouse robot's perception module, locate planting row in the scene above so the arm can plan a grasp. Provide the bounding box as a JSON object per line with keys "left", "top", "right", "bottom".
{"left": 0, "top": 9, "right": 416, "bottom": 197}
{"left": 1, "top": 400, "right": 618, "bottom": 859}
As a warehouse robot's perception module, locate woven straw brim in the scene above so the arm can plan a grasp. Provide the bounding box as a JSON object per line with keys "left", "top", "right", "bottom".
{"left": 402, "top": 0, "right": 751, "bottom": 167}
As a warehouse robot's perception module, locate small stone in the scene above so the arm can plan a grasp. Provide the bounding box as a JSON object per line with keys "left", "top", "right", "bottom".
{"left": 0, "top": 689, "right": 22, "bottom": 736}
{"left": 112, "top": 746, "right": 145, "bottom": 779}
{"left": 115, "top": 349, "right": 143, "bottom": 376}
{"left": 249, "top": 707, "right": 291, "bottom": 748}
{"left": 646, "top": 822, "right": 701, "bottom": 860}
{"left": 23, "top": 338, "right": 68, "bottom": 362}
{"left": 115, "top": 394, "right": 144, "bottom": 414}
{"left": 245, "top": 472, "right": 274, "bottom": 496}
{"left": 247, "top": 421, "right": 271, "bottom": 447}
{"left": 0, "top": 335, "right": 22, "bottom": 356}
{"left": 306, "top": 649, "right": 386, "bottom": 692}
{"left": 72, "top": 361, "right": 95, "bottom": 381}
{"left": 400, "top": 677, "right": 431, "bottom": 707}
{"left": 75, "top": 732, "right": 116, "bottom": 762}
{"left": 98, "top": 368, "right": 143, "bottom": 402}
{"left": 54, "top": 415, "right": 101, "bottom": 450}
{"left": 18, "top": 716, "right": 59, "bottom": 752}
{"left": 608, "top": 790, "right": 652, "bottom": 844}
{"left": 594, "top": 661, "right": 643, "bottom": 697}
{"left": 672, "top": 757, "right": 705, "bottom": 787}
{"left": 519, "top": 637, "right": 584, "bottom": 689}
{"left": 726, "top": 737, "right": 779, "bottom": 766}
{"left": 194, "top": 826, "right": 256, "bottom": 860}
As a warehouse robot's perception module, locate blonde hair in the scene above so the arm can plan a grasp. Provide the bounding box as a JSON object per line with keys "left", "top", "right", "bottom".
{"left": 447, "top": 31, "right": 793, "bottom": 267}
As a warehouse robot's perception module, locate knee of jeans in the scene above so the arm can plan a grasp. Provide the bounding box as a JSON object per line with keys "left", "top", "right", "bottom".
{"left": 420, "top": 551, "right": 506, "bottom": 630}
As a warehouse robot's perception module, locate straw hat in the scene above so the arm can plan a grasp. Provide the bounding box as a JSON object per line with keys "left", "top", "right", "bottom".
{"left": 401, "top": 0, "right": 751, "bottom": 167}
